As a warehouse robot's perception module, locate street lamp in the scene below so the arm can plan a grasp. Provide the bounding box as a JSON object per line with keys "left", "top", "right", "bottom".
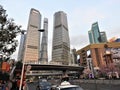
{"left": 38, "top": 29, "right": 45, "bottom": 32}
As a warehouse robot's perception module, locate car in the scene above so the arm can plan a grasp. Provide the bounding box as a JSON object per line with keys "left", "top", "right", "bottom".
{"left": 38, "top": 79, "right": 52, "bottom": 90}
{"left": 51, "top": 81, "right": 84, "bottom": 90}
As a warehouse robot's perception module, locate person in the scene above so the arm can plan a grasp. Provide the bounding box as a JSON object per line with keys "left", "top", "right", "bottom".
{"left": 11, "top": 79, "right": 17, "bottom": 90}
{"left": 36, "top": 85, "right": 40, "bottom": 90}
{"left": 7, "top": 80, "right": 12, "bottom": 90}
{"left": 61, "top": 76, "right": 70, "bottom": 86}
{"left": 61, "top": 76, "right": 69, "bottom": 82}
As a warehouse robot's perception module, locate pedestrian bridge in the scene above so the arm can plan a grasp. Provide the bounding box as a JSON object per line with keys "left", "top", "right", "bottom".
{"left": 24, "top": 62, "right": 84, "bottom": 72}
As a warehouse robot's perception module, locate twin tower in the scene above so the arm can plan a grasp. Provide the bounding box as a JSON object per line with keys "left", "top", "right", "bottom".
{"left": 18, "top": 8, "right": 70, "bottom": 65}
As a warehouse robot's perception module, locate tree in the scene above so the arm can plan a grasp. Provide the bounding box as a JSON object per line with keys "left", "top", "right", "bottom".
{"left": 99, "top": 64, "right": 110, "bottom": 78}
{"left": 100, "top": 63, "right": 120, "bottom": 79}
{"left": 83, "top": 67, "right": 91, "bottom": 79}
{"left": 0, "top": 5, "right": 21, "bottom": 61}
{"left": 14, "top": 61, "right": 23, "bottom": 77}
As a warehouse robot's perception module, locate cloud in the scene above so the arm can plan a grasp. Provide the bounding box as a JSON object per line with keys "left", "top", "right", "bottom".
{"left": 83, "top": 10, "right": 105, "bottom": 23}
{"left": 107, "top": 0, "right": 120, "bottom": 5}
{"left": 68, "top": 7, "right": 106, "bottom": 42}
{"left": 68, "top": 7, "right": 106, "bottom": 50}
{"left": 107, "top": 27, "right": 120, "bottom": 39}
{"left": 70, "top": 34, "right": 89, "bottom": 50}
{"left": 70, "top": 7, "right": 105, "bottom": 24}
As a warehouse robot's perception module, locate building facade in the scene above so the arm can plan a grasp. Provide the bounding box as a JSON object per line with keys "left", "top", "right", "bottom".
{"left": 77, "top": 42, "right": 120, "bottom": 68}
{"left": 17, "top": 33, "right": 26, "bottom": 61}
{"left": 88, "top": 30, "right": 94, "bottom": 44}
{"left": 71, "top": 49, "right": 77, "bottom": 64}
{"left": 92, "top": 22, "right": 101, "bottom": 43}
{"left": 100, "top": 31, "right": 107, "bottom": 42}
{"left": 88, "top": 22, "right": 107, "bottom": 44}
{"left": 52, "top": 11, "right": 70, "bottom": 65}
{"left": 23, "top": 8, "right": 41, "bottom": 63}
{"left": 40, "top": 18, "right": 48, "bottom": 63}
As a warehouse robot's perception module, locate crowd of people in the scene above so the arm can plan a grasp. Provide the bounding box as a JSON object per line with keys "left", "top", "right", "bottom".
{"left": 0, "top": 73, "right": 21, "bottom": 90}
{"left": 0, "top": 59, "right": 25, "bottom": 90}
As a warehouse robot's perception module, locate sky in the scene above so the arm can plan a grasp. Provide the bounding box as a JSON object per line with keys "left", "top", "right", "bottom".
{"left": 1, "top": 0, "right": 120, "bottom": 61}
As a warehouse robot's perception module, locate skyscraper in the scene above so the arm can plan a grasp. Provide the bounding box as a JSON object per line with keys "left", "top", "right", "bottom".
{"left": 88, "top": 30, "right": 94, "bottom": 44}
{"left": 100, "top": 31, "right": 107, "bottom": 42}
{"left": 88, "top": 22, "right": 107, "bottom": 44}
{"left": 17, "top": 33, "right": 26, "bottom": 61}
{"left": 40, "top": 18, "right": 48, "bottom": 63}
{"left": 91, "top": 22, "right": 101, "bottom": 43}
{"left": 72, "top": 49, "right": 77, "bottom": 64}
{"left": 52, "top": 11, "right": 70, "bottom": 65}
{"left": 23, "top": 8, "right": 41, "bottom": 63}
{"left": 70, "top": 49, "right": 77, "bottom": 65}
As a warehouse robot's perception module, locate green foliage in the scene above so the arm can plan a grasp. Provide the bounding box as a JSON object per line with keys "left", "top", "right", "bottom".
{"left": 0, "top": 5, "right": 22, "bottom": 59}
{"left": 13, "top": 61, "right": 23, "bottom": 76}
{"left": 16, "top": 61, "right": 23, "bottom": 69}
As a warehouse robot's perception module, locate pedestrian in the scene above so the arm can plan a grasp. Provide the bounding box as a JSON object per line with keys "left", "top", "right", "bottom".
{"left": 36, "top": 85, "right": 40, "bottom": 90}
{"left": 5, "top": 85, "right": 9, "bottom": 90}
{"left": 1, "top": 80, "right": 6, "bottom": 90}
{"left": 7, "top": 80, "right": 12, "bottom": 90}
{"left": 11, "top": 79, "right": 17, "bottom": 90}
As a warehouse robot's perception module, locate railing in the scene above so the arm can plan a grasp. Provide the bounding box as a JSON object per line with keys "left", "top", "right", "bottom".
{"left": 26, "top": 71, "right": 63, "bottom": 76}
{"left": 24, "top": 61, "right": 79, "bottom": 67}
{"left": 24, "top": 61, "right": 63, "bottom": 65}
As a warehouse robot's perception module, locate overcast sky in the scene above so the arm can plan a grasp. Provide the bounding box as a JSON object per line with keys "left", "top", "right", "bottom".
{"left": 1, "top": 0, "right": 120, "bottom": 61}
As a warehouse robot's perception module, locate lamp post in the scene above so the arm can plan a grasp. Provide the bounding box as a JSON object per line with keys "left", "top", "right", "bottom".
{"left": 38, "top": 29, "right": 45, "bottom": 32}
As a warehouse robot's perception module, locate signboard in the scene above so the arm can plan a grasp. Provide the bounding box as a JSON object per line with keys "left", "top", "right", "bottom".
{"left": 26, "top": 65, "right": 31, "bottom": 72}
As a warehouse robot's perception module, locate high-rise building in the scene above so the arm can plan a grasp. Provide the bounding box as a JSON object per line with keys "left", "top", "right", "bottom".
{"left": 69, "top": 48, "right": 78, "bottom": 65}
{"left": 71, "top": 49, "right": 77, "bottom": 64}
{"left": 88, "top": 30, "right": 94, "bottom": 44}
{"left": 91, "top": 22, "right": 101, "bottom": 43}
{"left": 88, "top": 22, "right": 107, "bottom": 44}
{"left": 23, "top": 8, "right": 41, "bottom": 63}
{"left": 100, "top": 32, "right": 107, "bottom": 42}
{"left": 40, "top": 18, "right": 48, "bottom": 63}
{"left": 77, "top": 42, "right": 120, "bottom": 68}
{"left": 52, "top": 11, "right": 70, "bottom": 65}
{"left": 17, "top": 33, "right": 26, "bottom": 61}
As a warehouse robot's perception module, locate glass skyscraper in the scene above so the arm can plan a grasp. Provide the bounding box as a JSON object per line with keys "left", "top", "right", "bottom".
{"left": 88, "top": 30, "right": 94, "bottom": 44}
{"left": 92, "top": 22, "right": 101, "bottom": 43}
{"left": 17, "top": 33, "right": 26, "bottom": 61}
{"left": 52, "top": 11, "right": 70, "bottom": 65}
{"left": 100, "top": 32, "right": 107, "bottom": 43}
{"left": 40, "top": 18, "right": 48, "bottom": 63}
{"left": 88, "top": 22, "right": 107, "bottom": 44}
{"left": 23, "top": 8, "right": 41, "bottom": 63}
